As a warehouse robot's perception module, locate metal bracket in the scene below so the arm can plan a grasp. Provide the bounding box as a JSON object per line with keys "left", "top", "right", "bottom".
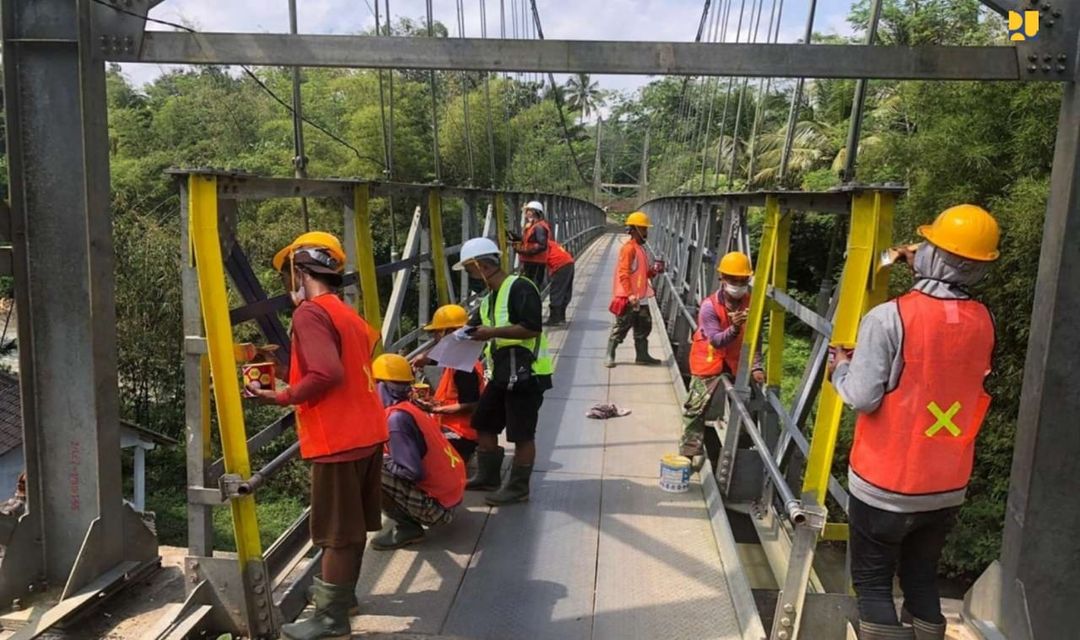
{"left": 182, "top": 556, "right": 277, "bottom": 637}
{"left": 1012, "top": 1, "right": 1079, "bottom": 80}
{"left": 218, "top": 473, "right": 244, "bottom": 501}
{"left": 90, "top": 0, "right": 155, "bottom": 62}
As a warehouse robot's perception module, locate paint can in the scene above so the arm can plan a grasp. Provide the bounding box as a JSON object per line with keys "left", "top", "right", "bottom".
{"left": 659, "top": 454, "right": 692, "bottom": 493}
{"left": 241, "top": 362, "right": 276, "bottom": 398}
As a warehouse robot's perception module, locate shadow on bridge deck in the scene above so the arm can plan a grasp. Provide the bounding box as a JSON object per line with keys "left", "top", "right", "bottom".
{"left": 350, "top": 234, "right": 749, "bottom": 640}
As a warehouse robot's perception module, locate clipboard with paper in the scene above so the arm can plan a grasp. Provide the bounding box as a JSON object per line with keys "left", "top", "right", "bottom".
{"left": 426, "top": 327, "right": 486, "bottom": 372}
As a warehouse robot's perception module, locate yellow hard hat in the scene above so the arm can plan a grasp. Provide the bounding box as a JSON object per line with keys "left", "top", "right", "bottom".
{"left": 424, "top": 304, "right": 469, "bottom": 331}
{"left": 917, "top": 204, "right": 1000, "bottom": 262}
{"left": 718, "top": 251, "right": 753, "bottom": 277}
{"left": 625, "top": 211, "right": 652, "bottom": 228}
{"left": 272, "top": 231, "right": 348, "bottom": 272}
{"left": 372, "top": 353, "right": 414, "bottom": 383}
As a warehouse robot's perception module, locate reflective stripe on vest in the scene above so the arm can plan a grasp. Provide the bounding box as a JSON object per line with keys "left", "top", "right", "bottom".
{"left": 611, "top": 239, "right": 654, "bottom": 300}
{"left": 386, "top": 401, "right": 466, "bottom": 509}
{"left": 850, "top": 291, "right": 994, "bottom": 496}
{"left": 434, "top": 362, "right": 485, "bottom": 441}
{"left": 689, "top": 292, "right": 746, "bottom": 377}
{"left": 545, "top": 239, "right": 574, "bottom": 274}
{"left": 290, "top": 295, "right": 389, "bottom": 459}
{"left": 478, "top": 275, "right": 554, "bottom": 375}
{"left": 519, "top": 220, "right": 550, "bottom": 264}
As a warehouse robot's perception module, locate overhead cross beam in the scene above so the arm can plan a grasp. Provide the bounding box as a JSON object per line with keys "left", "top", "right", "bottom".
{"left": 110, "top": 34, "right": 1044, "bottom": 81}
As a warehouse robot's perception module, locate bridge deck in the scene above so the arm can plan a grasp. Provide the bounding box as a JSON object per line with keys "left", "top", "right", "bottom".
{"left": 352, "top": 234, "right": 747, "bottom": 639}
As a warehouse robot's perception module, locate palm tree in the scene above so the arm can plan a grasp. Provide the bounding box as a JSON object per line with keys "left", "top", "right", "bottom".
{"left": 565, "top": 73, "right": 603, "bottom": 126}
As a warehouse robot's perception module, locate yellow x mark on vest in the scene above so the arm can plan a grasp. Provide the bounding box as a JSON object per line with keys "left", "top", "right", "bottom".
{"left": 925, "top": 401, "right": 962, "bottom": 437}
{"left": 444, "top": 445, "right": 462, "bottom": 468}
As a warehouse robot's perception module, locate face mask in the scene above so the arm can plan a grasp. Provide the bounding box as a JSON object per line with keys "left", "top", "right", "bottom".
{"left": 724, "top": 283, "right": 749, "bottom": 299}
{"left": 290, "top": 285, "right": 307, "bottom": 306}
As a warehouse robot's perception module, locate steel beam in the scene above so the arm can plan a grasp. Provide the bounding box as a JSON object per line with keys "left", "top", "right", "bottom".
{"left": 121, "top": 33, "right": 1032, "bottom": 80}
{"left": 1, "top": 0, "right": 139, "bottom": 600}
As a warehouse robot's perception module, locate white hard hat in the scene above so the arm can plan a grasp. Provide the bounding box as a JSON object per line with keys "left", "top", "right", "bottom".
{"left": 454, "top": 237, "right": 501, "bottom": 270}
{"left": 524, "top": 201, "right": 544, "bottom": 214}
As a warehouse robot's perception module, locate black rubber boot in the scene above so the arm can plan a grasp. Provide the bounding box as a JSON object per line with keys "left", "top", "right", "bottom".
{"left": 281, "top": 578, "right": 354, "bottom": 640}
{"left": 634, "top": 339, "right": 662, "bottom": 365}
{"left": 911, "top": 618, "right": 946, "bottom": 640}
{"left": 466, "top": 446, "right": 504, "bottom": 490}
{"left": 858, "top": 621, "right": 915, "bottom": 640}
{"left": 485, "top": 464, "right": 532, "bottom": 506}
{"left": 371, "top": 517, "right": 425, "bottom": 550}
{"left": 604, "top": 338, "right": 619, "bottom": 368}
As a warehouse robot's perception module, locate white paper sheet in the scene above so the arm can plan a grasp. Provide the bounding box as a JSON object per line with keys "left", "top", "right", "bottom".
{"left": 426, "top": 328, "right": 486, "bottom": 371}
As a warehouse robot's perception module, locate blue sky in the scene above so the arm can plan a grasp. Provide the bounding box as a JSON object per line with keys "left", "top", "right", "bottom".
{"left": 127, "top": 0, "right": 860, "bottom": 94}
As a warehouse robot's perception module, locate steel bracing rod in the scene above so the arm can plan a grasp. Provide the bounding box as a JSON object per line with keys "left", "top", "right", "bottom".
{"left": 426, "top": 0, "right": 442, "bottom": 181}
{"left": 841, "top": 0, "right": 885, "bottom": 183}
{"left": 778, "top": 0, "right": 819, "bottom": 183}
{"left": 237, "top": 442, "right": 301, "bottom": 496}
{"left": 127, "top": 34, "right": 1030, "bottom": 81}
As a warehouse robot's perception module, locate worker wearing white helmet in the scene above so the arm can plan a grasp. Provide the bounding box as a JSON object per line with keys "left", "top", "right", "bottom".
{"left": 452, "top": 237, "right": 554, "bottom": 506}
{"left": 512, "top": 200, "right": 552, "bottom": 288}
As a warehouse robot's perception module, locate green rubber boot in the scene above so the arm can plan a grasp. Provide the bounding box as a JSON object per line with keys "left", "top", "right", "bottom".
{"left": 485, "top": 464, "right": 532, "bottom": 506}
{"left": 281, "top": 578, "right": 354, "bottom": 640}
{"left": 858, "top": 621, "right": 915, "bottom": 640}
{"left": 634, "top": 339, "right": 662, "bottom": 365}
{"left": 371, "top": 517, "right": 425, "bottom": 550}
{"left": 911, "top": 617, "right": 946, "bottom": 640}
{"left": 604, "top": 338, "right": 619, "bottom": 368}
{"left": 466, "top": 446, "right": 504, "bottom": 490}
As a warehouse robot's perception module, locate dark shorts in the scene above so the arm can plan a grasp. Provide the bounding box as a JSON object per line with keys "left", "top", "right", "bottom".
{"left": 471, "top": 378, "right": 547, "bottom": 443}
{"left": 310, "top": 452, "right": 383, "bottom": 548}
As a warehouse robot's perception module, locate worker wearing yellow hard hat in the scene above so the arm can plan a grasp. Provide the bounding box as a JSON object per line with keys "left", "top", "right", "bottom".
{"left": 371, "top": 353, "right": 465, "bottom": 551}
{"left": 252, "top": 231, "right": 387, "bottom": 640}
{"left": 679, "top": 251, "right": 765, "bottom": 457}
{"left": 413, "top": 304, "right": 485, "bottom": 464}
{"left": 605, "top": 211, "right": 665, "bottom": 368}
{"left": 828, "top": 204, "right": 1000, "bottom": 640}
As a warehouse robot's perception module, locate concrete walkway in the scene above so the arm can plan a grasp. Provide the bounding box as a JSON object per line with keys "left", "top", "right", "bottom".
{"left": 351, "top": 234, "right": 745, "bottom": 640}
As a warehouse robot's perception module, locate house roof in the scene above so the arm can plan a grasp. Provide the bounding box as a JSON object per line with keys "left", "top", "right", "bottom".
{"left": 0, "top": 372, "right": 177, "bottom": 455}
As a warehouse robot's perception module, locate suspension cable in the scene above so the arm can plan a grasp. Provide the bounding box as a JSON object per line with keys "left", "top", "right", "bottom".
{"left": 426, "top": 0, "right": 442, "bottom": 181}
{"left": 480, "top": 0, "right": 498, "bottom": 188}
{"left": 778, "top": 0, "right": 820, "bottom": 183}
{"left": 456, "top": 0, "right": 477, "bottom": 185}
{"left": 501, "top": 0, "right": 515, "bottom": 189}
{"left": 528, "top": 0, "right": 591, "bottom": 188}
{"left": 724, "top": 0, "right": 767, "bottom": 189}
{"left": 381, "top": 0, "right": 398, "bottom": 252}
{"left": 698, "top": 0, "right": 733, "bottom": 190}
{"left": 712, "top": 0, "right": 748, "bottom": 189}
{"left": 687, "top": 0, "right": 725, "bottom": 189}
{"left": 744, "top": 0, "right": 783, "bottom": 186}
{"left": 682, "top": 0, "right": 721, "bottom": 187}
{"left": 841, "top": 0, "right": 885, "bottom": 182}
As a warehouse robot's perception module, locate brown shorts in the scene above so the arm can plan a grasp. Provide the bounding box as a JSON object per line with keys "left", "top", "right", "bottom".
{"left": 310, "top": 453, "right": 383, "bottom": 548}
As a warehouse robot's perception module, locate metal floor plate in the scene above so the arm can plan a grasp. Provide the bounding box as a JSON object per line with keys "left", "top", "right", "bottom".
{"left": 352, "top": 234, "right": 746, "bottom": 639}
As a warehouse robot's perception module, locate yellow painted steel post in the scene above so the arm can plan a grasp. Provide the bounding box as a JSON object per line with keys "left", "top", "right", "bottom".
{"left": 801, "top": 190, "right": 893, "bottom": 505}
{"left": 494, "top": 193, "right": 509, "bottom": 272}
{"left": 352, "top": 185, "right": 384, "bottom": 346}
{"left": 188, "top": 175, "right": 263, "bottom": 566}
{"left": 767, "top": 204, "right": 791, "bottom": 387}
{"left": 428, "top": 189, "right": 450, "bottom": 306}
{"left": 737, "top": 200, "right": 778, "bottom": 385}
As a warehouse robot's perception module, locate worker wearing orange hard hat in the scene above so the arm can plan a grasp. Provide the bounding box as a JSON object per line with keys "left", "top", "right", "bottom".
{"left": 679, "top": 251, "right": 765, "bottom": 458}
{"left": 253, "top": 231, "right": 387, "bottom": 640}
{"left": 828, "top": 205, "right": 1000, "bottom": 640}
{"left": 605, "top": 211, "right": 665, "bottom": 368}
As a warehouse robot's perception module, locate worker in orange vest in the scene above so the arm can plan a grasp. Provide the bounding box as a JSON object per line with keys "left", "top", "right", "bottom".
{"left": 250, "top": 231, "right": 388, "bottom": 640}
{"left": 828, "top": 205, "right": 1000, "bottom": 640}
{"left": 606, "top": 211, "right": 664, "bottom": 368}
{"left": 371, "top": 354, "right": 466, "bottom": 550}
{"left": 545, "top": 238, "right": 575, "bottom": 326}
{"left": 512, "top": 201, "right": 551, "bottom": 288}
{"left": 679, "top": 251, "right": 765, "bottom": 457}
{"left": 411, "top": 304, "right": 485, "bottom": 463}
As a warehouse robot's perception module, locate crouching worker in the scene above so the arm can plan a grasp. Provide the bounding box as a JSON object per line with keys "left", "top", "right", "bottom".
{"left": 412, "top": 304, "right": 485, "bottom": 463}
{"left": 680, "top": 251, "right": 765, "bottom": 457}
{"left": 372, "top": 354, "right": 466, "bottom": 550}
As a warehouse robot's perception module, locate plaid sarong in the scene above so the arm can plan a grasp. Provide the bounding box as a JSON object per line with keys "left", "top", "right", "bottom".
{"left": 381, "top": 466, "right": 454, "bottom": 527}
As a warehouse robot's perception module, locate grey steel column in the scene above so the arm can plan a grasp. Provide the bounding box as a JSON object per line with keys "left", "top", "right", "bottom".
{"left": 994, "top": 78, "right": 1080, "bottom": 640}
{"left": 2, "top": 0, "right": 126, "bottom": 592}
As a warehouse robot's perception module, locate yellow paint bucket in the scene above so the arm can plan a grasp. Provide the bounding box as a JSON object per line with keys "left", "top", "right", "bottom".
{"left": 659, "top": 454, "right": 692, "bottom": 493}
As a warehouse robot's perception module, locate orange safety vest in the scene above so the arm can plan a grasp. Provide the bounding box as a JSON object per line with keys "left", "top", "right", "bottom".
{"left": 290, "top": 294, "right": 389, "bottom": 459}
{"left": 689, "top": 292, "right": 748, "bottom": 377}
{"left": 611, "top": 239, "right": 655, "bottom": 301}
{"left": 850, "top": 291, "right": 994, "bottom": 496}
{"left": 546, "top": 239, "right": 575, "bottom": 275}
{"left": 433, "top": 362, "right": 486, "bottom": 441}
{"left": 519, "top": 220, "right": 551, "bottom": 264}
{"left": 385, "top": 401, "right": 467, "bottom": 509}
